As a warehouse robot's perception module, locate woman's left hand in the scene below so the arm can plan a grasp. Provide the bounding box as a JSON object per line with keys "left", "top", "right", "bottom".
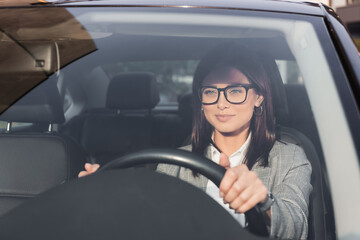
{"left": 219, "top": 153, "right": 268, "bottom": 213}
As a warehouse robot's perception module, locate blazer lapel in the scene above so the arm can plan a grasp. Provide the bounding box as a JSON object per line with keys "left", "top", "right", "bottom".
{"left": 178, "top": 146, "right": 212, "bottom": 191}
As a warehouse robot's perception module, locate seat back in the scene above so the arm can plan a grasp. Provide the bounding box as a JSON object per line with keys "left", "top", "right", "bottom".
{"left": 261, "top": 54, "right": 327, "bottom": 240}
{"left": 62, "top": 72, "right": 183, "bottom": 166}
{"left": 0, "top": 81, "right": 86, "bottom": 216}
{"left": 284, "top": 84, "right": 323, "bottom": 156}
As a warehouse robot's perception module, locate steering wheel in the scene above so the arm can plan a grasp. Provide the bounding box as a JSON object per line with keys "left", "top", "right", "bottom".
{"left": 99, "top": 148, "right": 269, "bottom": 237}
{"left": 0, "top": 148, "right": 268, "bottom": 240}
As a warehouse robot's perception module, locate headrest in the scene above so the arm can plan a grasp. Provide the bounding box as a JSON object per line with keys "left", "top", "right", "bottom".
{"left": 106, "top": 73, "right": 160, "bottom": 110}
{"left": 284, "top": 84, "right": 312, "bottom": 124}
{"left": 0, "top": 81, "right": 65, "bottom": 124}
{"left": 260, "top": 54, "right": 289, "bottom": 125}
{"left": 178, "top": 92, "right": 193, "bottom": 121}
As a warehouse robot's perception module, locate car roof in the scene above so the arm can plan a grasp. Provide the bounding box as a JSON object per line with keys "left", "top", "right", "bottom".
{"left": 0, "top": 0, "right": 325, "bottom": 16}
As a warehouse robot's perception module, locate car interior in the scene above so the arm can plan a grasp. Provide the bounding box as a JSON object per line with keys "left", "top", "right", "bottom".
{"left": 0, "top": 7, "right": 336, "bottom": 239}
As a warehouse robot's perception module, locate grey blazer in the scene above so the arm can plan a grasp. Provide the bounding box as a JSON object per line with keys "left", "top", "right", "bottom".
{"left": 157, "top": 141, "right": 312, "bottom": 239}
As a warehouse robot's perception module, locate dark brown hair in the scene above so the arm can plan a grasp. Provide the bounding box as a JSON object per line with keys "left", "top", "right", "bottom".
{"left": 191, "top": 43, "right": 276, "bottom": 170}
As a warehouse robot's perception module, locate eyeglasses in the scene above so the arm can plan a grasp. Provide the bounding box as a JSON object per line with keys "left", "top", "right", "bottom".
{"left": 199, "top": 84, "right": 254, "bottom": 105}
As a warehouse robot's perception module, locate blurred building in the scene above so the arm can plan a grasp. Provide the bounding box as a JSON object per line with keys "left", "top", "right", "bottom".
{"left": 310, "top": 0, "right": 360, "bottom": 50}
{"left": 336, "top": 1, "right": 360, "bottom": 50}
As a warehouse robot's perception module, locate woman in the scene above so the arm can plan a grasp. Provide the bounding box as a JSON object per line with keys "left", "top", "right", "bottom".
{"left": 80, "top": 44, "right": 312, "bottom": 239}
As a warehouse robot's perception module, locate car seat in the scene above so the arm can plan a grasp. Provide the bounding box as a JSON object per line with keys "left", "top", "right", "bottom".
{"left": 62, "top": 72, "right": 183, "bottom": 166}
{"left": 0, "top": 80, "right": 86, "bottom": 216}
{"left": 177, "top": 92, "right": 193, "bottom": 145}
{"left": 260, "top": 54, "right": 327, "bottom": 240}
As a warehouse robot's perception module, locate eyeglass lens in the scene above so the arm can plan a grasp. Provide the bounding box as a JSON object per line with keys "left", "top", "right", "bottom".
{"left": 201, "top": 86, "right": 248, "bottom": 104}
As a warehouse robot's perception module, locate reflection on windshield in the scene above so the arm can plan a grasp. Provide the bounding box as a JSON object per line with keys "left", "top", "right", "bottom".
{"left": 0, "top": 7, "right": 96, "bottom": 113}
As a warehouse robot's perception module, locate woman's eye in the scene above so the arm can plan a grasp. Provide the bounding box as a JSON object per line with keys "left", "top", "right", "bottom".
{"left": 204, "top": 89, "right": 217, "bottom": 95}
{"left": 229, "top": 87, "right": 244, "bottom": 94}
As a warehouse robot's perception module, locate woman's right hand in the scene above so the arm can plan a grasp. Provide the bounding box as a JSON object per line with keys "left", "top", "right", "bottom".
{"left": 78, "top": 163, "right": 100, "bottom": 178}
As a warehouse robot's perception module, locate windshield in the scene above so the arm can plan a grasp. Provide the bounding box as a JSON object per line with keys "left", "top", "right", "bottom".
{"left": 0, "top": 7, "right": 345, "bottom": 157}
{"left": 1, "top": 5, "right": 358, "bottom": 239}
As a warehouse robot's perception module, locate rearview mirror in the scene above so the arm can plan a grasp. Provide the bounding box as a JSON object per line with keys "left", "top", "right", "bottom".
{"left": 0, "top": 33, "right": 58, "bottom": 75}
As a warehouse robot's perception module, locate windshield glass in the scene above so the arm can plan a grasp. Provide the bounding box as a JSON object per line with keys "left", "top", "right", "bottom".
{"left": 2, "top": 6, "right": 357, "bottom": 239}
{"left": 0, "top": 7, "right": 333, "bottom": 154}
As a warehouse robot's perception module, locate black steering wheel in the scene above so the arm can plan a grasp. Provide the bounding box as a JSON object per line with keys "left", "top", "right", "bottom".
{"left": 0, "top": 148, "right": 268, "bottom": 240}
{"left": 99, "top": 148, "right": 269, "bottom": 237}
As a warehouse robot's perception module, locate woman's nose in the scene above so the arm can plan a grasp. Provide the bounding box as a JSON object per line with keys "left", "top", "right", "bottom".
{"left": 217, "top": 92, "right": 230, "bottom": 110}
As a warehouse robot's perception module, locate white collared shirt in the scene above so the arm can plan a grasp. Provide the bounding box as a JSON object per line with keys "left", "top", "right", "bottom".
{"left": 205, "top": 132, "right": 252, "bottom": 227}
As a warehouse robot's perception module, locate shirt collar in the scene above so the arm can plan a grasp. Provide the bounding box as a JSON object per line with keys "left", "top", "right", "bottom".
{"left": 210, "top": 132, "right": 252, "bottom": 166}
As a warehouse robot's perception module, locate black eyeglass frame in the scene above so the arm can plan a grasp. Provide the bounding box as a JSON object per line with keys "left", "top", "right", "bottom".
{"left": 199, "top": 84, "right": 255, "bottom": 105}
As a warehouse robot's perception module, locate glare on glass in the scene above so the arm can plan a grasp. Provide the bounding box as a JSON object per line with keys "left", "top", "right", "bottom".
{"left": 200, "top": 84, "right": 254, "bottom": 104}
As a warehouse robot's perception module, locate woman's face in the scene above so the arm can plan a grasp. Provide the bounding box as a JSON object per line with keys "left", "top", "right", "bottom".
{"left": 202, "top": 67, "right": 264, "bottom": 136}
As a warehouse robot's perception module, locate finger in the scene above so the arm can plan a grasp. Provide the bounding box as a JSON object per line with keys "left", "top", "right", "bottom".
{"left": 224, "top": 170, "right": 257, "bottom": 205}
{"left": 229, "top": 192, "right": 249, "bottom": 211}
{"left": 84, "top": 163, "right": 100, "bottom": 173}
{"left": 224, "top": 167, "right": 267, "bottom": 211}
{"left": 84, "top": 163, "right": 92, "bottom": 172}
{"left": 89, "top": 164, "right": 100, "bottom": 173}
{"left": 219, "top": 164, "right": 249, "bottom": 197}
{"left": 237, "top": 190, "right": 267, "bottom": 213}
{"left": 219, "top": 153, "right": 230, "bottom": 169}
{"left": 223, "top": 178, "right": 247, "bottom": 204}
{"left": 78, "top": 171, "right": 90, "bottom": 178}
{"left": 228, "top": 182, "right": 259, "bottom": 212}
{"left": 235, "top": 183, "right": 268, "bottom": 213}
{"left": 219, "top": 168, "right": 238, "bottom": 197}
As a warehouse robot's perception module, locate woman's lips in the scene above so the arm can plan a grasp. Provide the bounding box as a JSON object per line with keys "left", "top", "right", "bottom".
{"left": 215, "top": 114, "right": 235, "bottom": 122}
